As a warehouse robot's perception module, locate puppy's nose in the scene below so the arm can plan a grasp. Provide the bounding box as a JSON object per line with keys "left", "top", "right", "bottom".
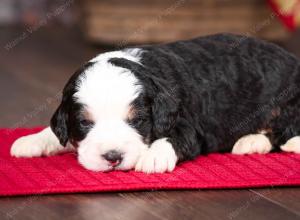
{"left": 102, "top": 150, "right": 123, "bottom": 166}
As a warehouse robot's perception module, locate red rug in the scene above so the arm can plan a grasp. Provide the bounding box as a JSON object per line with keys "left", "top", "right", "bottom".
{"left": 0, "top": 128, "right": 300, "bottom": 196}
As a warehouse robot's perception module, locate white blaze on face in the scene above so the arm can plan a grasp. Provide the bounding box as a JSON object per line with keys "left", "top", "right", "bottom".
{"left": 74, "top": 49, "right": 148, "bottom": 171}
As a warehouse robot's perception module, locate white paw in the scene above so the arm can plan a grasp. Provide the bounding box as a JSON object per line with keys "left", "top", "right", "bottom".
{"left": 280, "top": 136, "right": 300, "bottom": 153}
{"left": 11, "top": 127, "right": 67, "bottom": 158}
{"left": 232, "top": 134, "right": 272, "bottom": 155}
{"left": 11, "top": 134, "right": 46, "bottom": 157}
{"left": 135, "top": 138, "right": 178, "bottom": 173}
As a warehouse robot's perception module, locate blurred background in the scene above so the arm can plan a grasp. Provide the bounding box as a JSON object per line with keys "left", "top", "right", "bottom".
{"left": 0, "top": 0, "right": 300, "bottom": 128}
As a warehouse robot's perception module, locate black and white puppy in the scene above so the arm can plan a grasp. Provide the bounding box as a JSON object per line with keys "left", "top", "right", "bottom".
{"left": 11, "top": 33, "right": 300, "bottom": 173}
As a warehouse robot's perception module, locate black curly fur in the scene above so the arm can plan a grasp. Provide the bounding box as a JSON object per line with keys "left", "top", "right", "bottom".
{"left": 52, "top": 33, "right": 300, "bottom": 162}
{"left": 111, "top": 33, "right": 300, "bottom": 161}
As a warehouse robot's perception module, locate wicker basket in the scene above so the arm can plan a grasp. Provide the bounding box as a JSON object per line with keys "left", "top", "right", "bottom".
{"left": 82, "top": 0, "right": 289, "bottom": 46}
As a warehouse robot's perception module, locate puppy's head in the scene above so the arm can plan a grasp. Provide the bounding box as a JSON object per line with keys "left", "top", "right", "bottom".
{"left": 51, "top": 50, "right": 179, "bottom": 172}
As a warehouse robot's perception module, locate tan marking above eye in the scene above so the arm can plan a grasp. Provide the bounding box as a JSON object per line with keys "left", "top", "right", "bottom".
{"left": 127, "top": 106, "right": 136, "bottom": 121}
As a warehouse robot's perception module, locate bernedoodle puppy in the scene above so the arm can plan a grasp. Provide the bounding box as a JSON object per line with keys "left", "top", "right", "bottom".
{"left": 11, "top": 33, "right": 300, "bottom": 173}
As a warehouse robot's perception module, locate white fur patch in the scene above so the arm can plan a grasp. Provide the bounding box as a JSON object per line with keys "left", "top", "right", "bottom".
{"left": 232, "top": 134, "right": 272, "bottom": 155}
{"left": 11, "top": 127, "right": 73, "bottom": 157}
{"left": 74, "top": 49, "right": 149, "bottom": 172}
{"left": 135, "top": 138, "right": 178, "bottom": 173}
{"left": 280, "top": 136, "right": 300, "bottom": 153}
{"left": 77, "top": 125, "right": 148, "bottom": 171}
{"left": 75, "top": 50, "right": 142, "bottom": 121}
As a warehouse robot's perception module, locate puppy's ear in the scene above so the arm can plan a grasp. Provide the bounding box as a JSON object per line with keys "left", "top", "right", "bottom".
{"left": 50, "top": 103, "right": 69, "bottom": 146}
{"left": 109, "top": 57, "right": 179, "bottom": 137}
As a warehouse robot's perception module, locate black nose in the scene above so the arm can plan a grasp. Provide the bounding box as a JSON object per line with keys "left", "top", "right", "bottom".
{"left": 102, "top": 150, "right": 123, "bottom": 166}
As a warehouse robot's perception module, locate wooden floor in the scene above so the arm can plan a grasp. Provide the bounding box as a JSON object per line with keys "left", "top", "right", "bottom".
{"left": 0, "top": 26, "right": 299, "bottom": 220}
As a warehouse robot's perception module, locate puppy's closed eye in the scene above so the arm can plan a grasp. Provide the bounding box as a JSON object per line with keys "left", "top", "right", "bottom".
{"left": 79, "top": 119, "right": 94, "bottom": 127}
{"left": 78, "top": 109, "right": 95, "bottom": 127}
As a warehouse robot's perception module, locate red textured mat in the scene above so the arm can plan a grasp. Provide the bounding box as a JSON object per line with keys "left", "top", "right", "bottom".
{"left": 0, "top": 128, "right": 300, "bottom": 196}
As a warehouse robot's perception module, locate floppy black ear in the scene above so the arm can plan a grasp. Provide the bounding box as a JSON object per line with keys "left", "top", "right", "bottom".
{"left": 50, "top": 103, "right": 69, "bottom": 146}
{"left": 109, "top": 57, "right": 180, "bottom": 137}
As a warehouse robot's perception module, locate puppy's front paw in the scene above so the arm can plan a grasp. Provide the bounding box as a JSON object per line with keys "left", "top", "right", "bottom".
{"left": 11, "top": 135, "right": 45, "bottom": 158}
{"left": 232, "top": 134, "right": 272, "bottom": 155}
{"left": 135, "top": 138, "right": 178, "bottom": 173}
{"left": 280, "top": 136, "right": 300, "bottom": 153}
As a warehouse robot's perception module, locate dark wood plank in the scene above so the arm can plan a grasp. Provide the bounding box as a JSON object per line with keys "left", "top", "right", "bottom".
{"left": 0, "top": 190, "right": 299, "bottom": 220}
{"left": 0, "top": 26, "right": 98, "bottom": 127}
{"left": 118, "top": 190, "right": 300, "bottom": 220}
{"left": 0, "top": 193, "right": 163, "bottom": 220}
{"left": 251, "top": 188, "right": 300, "bottom": 216}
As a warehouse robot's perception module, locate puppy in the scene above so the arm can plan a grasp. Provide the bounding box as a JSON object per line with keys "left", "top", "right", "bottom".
{"left": 11, "top": 33, "right": 300, "bottom": 173}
